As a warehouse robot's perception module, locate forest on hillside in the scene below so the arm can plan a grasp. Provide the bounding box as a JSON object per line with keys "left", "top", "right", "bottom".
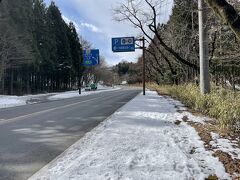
{"left": 113, "top": 0, "right": 240, "bottom": 91}
{"left": 0, "top": 0, "right": 115, "bottom": 95}
{"left": 1, "top": 0, "right": 240, "bottom": 95}
{"left": 0, "top": 0, "right": 85, "bottom": 95}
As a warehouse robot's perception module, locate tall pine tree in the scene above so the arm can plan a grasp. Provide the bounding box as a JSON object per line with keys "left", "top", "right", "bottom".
{"left": 46, "top": 2, "right": 72, "bottom": 90}
{"left": 67, "top": 22, "right": 84, "bottom": 88}
{"left": 1, "top": 0, "right": 85, "bottom": 94}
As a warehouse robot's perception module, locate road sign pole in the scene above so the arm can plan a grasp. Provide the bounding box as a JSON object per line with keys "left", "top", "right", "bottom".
{"left": 111, "top": 36, "right": 144, "bottom": 93}
{"left": 142, "top": 37, "right": 146, "bottom": 96}
{"left": 78, "top": 54, "right": 81, "bottom": 95}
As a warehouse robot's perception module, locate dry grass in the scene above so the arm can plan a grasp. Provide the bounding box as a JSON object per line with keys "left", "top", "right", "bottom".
{"left": 148, "top": 83, "right": 240, "bottom": 131}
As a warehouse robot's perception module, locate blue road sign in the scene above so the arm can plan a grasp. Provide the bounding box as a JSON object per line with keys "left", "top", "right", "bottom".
{"left": 83, "top": 49, "right": 100, "bottom": 66}
{"left": 112, "top": 37, "right": 135, "bottom": 52}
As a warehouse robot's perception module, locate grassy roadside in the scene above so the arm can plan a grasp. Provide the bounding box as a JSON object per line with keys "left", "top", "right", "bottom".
{"left": 147, "top": 83, "right": 240, "bottom": 132}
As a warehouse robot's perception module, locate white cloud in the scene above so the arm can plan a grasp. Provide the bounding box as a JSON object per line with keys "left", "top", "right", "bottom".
{"left": 80, "top": 23, "right": 102, "bottom": 33}
{"left": 66, "top": 0, "right": 144, "bottom": 64}
{"left": 62, "top": 15, "right": 71, "bottom": 24}
{"left": 70, "top": 0, "right": 139, "bottom": 37}
{"left": 62, "top": 15, "right": 80, "bottom": 33}
{"left": 45, "top": 0, "right": 173, "bottom": 65}
{"left": 63, "top": 15, "right": 101, "bottom": 36}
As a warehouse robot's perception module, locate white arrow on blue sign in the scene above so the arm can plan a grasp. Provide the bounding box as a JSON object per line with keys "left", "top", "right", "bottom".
{"left": 83, "top": 49, "right": 100, "bottom": 66}
{"left": 112, "top": 37, "right": 135, "bottom": 52}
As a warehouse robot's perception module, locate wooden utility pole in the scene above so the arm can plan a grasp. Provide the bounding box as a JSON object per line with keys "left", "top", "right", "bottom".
{"left": 198, "top": 0, "right": 210, "bottom": 94}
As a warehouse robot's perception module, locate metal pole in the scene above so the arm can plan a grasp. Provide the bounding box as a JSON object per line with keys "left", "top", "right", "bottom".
{"left": 78, "top": 54, "right": 81, "bottom": 95}
{"left": 198, "top": 0, "right": 210, "bottom": 94}
{"left": 142, "top": 37, "right": 146, "bottom": 96}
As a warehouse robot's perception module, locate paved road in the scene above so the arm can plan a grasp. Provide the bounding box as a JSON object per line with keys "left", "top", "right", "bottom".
{"left": 0, "top": 89, "right": 141, "bottom": 180}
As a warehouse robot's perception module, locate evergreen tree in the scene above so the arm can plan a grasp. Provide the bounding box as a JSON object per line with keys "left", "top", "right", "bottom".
{"left": 46, "top": 2, "right": 72, "bottom": 90}
{"left": 0, "top": 0, "right": 85, "bottom": 94}
{"left": 33, "top": 0, "right": 52, "bottom": 92}
{"left": 0, "top": 0, "right": 35, "bottom": 94}
{"left": 67, "top": 22, "right": 84, "bottom": 88}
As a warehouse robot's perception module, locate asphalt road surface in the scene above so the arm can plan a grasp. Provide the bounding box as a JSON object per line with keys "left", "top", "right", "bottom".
{"left": 0, "top": 88, "right": 141, "bottom": 180}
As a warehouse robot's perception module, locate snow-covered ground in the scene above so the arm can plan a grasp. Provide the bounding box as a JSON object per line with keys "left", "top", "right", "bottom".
{"left": 210, "top": 132, "right": 240, "bottom": 160}
{"left": 0, "top": 93, "right": 54, "bottom": 109}
{"left": 0, "top": 95, "right": 27, "bottom": 109}
{"left": 48, "top": 86, "right": 120, "bottom": 100}
{"left": 0, "top": 86, "right": 119, "bottom": 109}
{"left": 30, "top": 91, "right": 230, "bottom": 180}
{"left": 226, "top": 81, "right": 240, "bottom": 90}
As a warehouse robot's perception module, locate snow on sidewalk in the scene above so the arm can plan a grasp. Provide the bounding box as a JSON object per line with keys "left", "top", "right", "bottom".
{"left": 30, "top": 91, "right": 230, "bottom": 180}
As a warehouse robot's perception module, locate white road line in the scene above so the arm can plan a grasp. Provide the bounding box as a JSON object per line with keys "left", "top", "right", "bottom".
{"left": 0, "top": 96, "right": 102, "bottom": 126}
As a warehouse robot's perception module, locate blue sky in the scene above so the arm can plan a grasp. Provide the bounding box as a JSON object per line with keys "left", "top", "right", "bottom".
{"left": 44, "top": 0, "right": 173, "bottom": 66}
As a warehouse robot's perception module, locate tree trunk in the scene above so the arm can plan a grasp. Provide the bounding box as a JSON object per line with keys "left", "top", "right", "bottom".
{"left": 1, "top": 61, "right": 5, "bottom": 94}
{"left": 10, "top": 68, "right": 14, "bottom": 95}
{"left": 1, "top": 73, "right": 5, "bottom": 95}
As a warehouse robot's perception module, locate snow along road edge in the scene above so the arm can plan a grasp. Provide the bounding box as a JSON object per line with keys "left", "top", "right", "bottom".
{"left": 29, "top": 89, "right": 140, "bottom": 180}
{"left": 29, "top": 91, "right": 230, "bottom": 180}
{"left": 0, "top": 86, "right": 120, "bottom": 109}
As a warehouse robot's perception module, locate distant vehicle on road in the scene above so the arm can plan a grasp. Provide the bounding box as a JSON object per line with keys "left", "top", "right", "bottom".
{"left": 85, "top": 85, "right": 91, "bottom": 91}
{"left": 85, "top": 83, "right": 97, "bottom": 91}
{"left": 90, "top": 83, "right": 97, "bottom": 90}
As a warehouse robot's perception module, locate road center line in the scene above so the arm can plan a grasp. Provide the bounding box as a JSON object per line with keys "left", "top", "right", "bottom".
{"left": 0, "top": 96, "right": 103, "bottom": 125}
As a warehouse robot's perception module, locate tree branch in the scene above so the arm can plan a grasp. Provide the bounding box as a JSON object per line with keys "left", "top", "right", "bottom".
{"left": 205, "top": 0, "right": 240, "bottom": 40}
{"left": 143, "top": 0, "right": 199, "bottom": 70}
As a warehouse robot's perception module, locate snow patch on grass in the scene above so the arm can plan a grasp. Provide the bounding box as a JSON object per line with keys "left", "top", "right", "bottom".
{"left": 210, "top": 132, "right": 240, "bottom": 160}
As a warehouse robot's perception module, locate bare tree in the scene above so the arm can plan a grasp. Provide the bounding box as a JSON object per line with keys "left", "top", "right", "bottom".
{"left": 205, "top": 0, "right": 240, "bottom": 40}
{"left": 113, "top": 0, "right": 198, "bottom": 71}
{"left": 82, "top": 57, "right": 112, "bottom": 86}
{"left": 80, "top": 36, "right": 92, "bottom": 50}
